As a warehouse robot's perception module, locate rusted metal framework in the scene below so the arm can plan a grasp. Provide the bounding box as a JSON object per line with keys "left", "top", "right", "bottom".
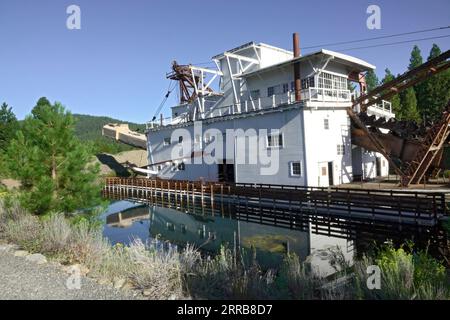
{"left": 349, "top": 50, "right": 450, "bottom": 186}
{"left": 166, "top": 61, "right": 223, "bottom": 120}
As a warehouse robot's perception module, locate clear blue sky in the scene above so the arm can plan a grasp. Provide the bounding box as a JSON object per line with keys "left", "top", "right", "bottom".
{"left": 1, "top": 0, "right": 449, "bottom": 123}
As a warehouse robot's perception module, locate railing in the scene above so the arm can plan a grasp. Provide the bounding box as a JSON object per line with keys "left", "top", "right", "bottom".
{"left": 147, "top": 113, "right": 189, "bottom": 129}
{"left": 211, "top": 92, "right": 295, "bottom": 117}
{"left": 368, "top": 100, "right": 393, "bottom": 115}
{"left": 147, "top": 88, "right": 353, "bottom": 128}
{"left": 103, "top": 177, "right": 447, "bottom": 225}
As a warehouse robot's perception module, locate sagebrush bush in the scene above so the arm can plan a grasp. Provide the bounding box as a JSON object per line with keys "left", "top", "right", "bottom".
{"left": 353, "top": 243, "right": 449, "bottom": 300}
{"left": 126, "top": 240, "right": 184, "bottom": 299}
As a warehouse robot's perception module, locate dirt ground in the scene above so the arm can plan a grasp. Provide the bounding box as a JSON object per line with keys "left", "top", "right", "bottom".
{"left": 94, "top": 149, "right": 148, "bottom": 177}
{"left": 0, "top": 179, "right": 21, "bottom": 190}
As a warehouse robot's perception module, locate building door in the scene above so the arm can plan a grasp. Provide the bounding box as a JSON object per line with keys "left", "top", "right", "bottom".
{"left": 376, "top": 157, "right": 382, "bottom": 177}
{"left": 318, "top": 162, "right": 328, "bottom": 187}
{"left": 218, "top": 160, "right": 235, "bottom": 183}
{"left": 328, "top": 161, "right": 334, "bottom": 186}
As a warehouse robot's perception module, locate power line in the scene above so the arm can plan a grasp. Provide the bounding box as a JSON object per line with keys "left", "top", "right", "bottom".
{"left": 302, "top": 25, "right": 450, "bottom": 50}
{"left": 337, "top": 34, "right": 450, "bottom": 52}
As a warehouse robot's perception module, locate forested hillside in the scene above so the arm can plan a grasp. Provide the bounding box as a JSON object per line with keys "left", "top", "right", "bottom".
{"left": 73, "top": 114, "right": 146, "bottom": 154}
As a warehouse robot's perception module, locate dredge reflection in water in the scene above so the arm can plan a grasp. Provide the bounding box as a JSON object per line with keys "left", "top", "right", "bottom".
{"left": 101, "top": 197, "right": 449, "bottom": 276}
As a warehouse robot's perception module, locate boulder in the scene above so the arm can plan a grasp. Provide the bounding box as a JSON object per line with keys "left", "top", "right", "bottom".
{"left": 25, "top": 253, "right": 47, "bottom": 265}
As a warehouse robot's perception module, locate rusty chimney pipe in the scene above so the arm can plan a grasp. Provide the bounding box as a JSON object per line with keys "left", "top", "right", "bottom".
{"left": 293, "top": 33, "right": 301, "bottom": 102}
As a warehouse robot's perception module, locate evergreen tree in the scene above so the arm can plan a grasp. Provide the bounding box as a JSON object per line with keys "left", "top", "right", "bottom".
{"left": 365, "top": 70, "right": 379, "bottom": 92}
{"left": 408, "top": 45, "right": 423, "bottom": 70}
{"left": 0, "top": 102, "right": 19, "bottom": 177}
{"left": 421, "top": 44, "right": 450, "bottom": 122}
{"left": 399, "top": 87, "right": 421, "bottom": 122}
{"left": 6, "top": 98, "right": 101, "bottom": 214}
{"left": 408, "top": 46, "right": 427, "bottom": 120}
{"left": 381, "top": 69, "right": 401, "bottom": 116}
{"left": 0, "top": 102, "right": 19, "bottom": 151}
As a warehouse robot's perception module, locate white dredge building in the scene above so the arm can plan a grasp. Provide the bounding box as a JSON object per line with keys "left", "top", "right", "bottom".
{"left": 113, "top": 34, "right": 395, "bottom": 187}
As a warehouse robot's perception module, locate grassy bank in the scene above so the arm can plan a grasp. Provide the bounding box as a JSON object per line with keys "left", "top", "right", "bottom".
{"left": 0, "top": 199, "right": 448, "bottom": 300}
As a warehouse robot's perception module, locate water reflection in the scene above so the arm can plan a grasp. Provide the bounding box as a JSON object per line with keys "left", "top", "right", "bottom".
{"left": 102, "top": 201, "right": 358, "bottom": 276}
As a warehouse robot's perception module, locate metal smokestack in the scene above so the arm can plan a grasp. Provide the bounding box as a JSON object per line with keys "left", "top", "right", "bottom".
{"left": 293, "top": 33, "right": 301, "bottom": 102}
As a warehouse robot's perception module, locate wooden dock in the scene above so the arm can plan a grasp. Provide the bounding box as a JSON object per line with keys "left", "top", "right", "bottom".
{"left": 102, "top": 177, "right": 449, "bottom": 227}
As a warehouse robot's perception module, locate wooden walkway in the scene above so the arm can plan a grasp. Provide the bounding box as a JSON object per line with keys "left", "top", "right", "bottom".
{"left": 102, "top": 178, "right": 448, "bottom": 227}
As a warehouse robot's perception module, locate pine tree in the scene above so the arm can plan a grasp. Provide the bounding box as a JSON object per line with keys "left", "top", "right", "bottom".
{"left": 365, "top": 70, "right": 379, "bottom": 92}
{"left": 421, "top": 44, "right": 450, "bottom": 122}
{"left": 0, "top": 102, "right": 19, "bottom": 177}
{"left": 381, "top": 69, "right": 401, "bottom": 116}
{"left": 0, "top": 102, "right": 19, "bottom": 151}
{"left": 6, "top": 98, "right": 101, "bottom": 214}
{"left": 399, "top": 87, "right": 420, "bottom": 122}
{"left": 408, "top": 45, "right": 423, "bottom": 71}
{"left": 408, "top": 45, "right": 427, "bottom": 121}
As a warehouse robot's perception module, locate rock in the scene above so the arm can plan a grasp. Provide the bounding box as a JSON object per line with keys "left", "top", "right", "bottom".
{"left": 25, "top": 253, "right": 47, "bottom": 265}
{"left": 14, "top": 250, "right": 29, "bottom": 257}
{"left": 113, "top": 278, "right": 126, "bottom": 289}
{"left": 63, "top": 264, "right": 89, "bottom": 276}
{"left": 97, "top": 278, "right": 111, "bottom": 286}
{"left": 121, "top": 281, "right": 134, "bottom": 291}
{"left": 0, "top": 244, "right": 20, "bottom": 252}
{"left": 143, "top": 289, "right": 153, "bottom": 297}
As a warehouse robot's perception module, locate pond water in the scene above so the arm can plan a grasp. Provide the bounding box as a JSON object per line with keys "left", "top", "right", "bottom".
{"left": 100, "top": 200, "right": 448, "bottom": 276}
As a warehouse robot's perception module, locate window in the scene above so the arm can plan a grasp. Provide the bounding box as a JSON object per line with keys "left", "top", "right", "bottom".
{"left": 250, "top": 89, "right": 260, "bottom": 99}
{"left": 290, "top": 162, "right": 301, "bottom": 176}
{"left": 178, "top": 136, "right": 183, "bottom": 144}
{"left": 267, "top": 133, "right": 283, "bottom": 148}
{"left": 301, "top": 77, "right": 315, "bottom": 89}
{"left": 337, "top": 144, "right": 345, "bottom": 155}
{"left": 178, "top": 162, "right": 185, "bottom": 171}
{"left": 164, "top": 137, "right": 171, "bottom": 146}
{"left": 267, "top": 85, "right": 281, "bottom": 97}
{"left": 324, "top": 119, "right": 329, "bottom": 130}
{"left": 282, "top": 83, "right": 289, "bottom": 93}
{"left": 157, "top": 165, "right": 162, "bottom": 172}
{"left": 318, "top": 72, "right": 348, "bottom": 95}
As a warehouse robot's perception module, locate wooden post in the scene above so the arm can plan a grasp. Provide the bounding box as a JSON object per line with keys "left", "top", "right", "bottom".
{"left": 192, "top": 183, "right": 195, "bottom": 207}
{"left": 201, "top": 182, "right": 205, "bottom": 208}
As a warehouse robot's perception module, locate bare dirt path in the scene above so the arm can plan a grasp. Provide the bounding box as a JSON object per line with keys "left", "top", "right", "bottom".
{"left": 0, "top": 247, "right": 139, "bottom": 300}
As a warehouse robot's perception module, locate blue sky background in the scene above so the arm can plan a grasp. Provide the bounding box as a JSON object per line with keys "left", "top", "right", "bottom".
{"left": 0, "top": 0, "right": 449, "bottom": 122}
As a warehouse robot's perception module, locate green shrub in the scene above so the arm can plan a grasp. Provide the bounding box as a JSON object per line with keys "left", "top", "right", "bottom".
{"left": 354, "top": 243, "right": 449, "bottom": 300}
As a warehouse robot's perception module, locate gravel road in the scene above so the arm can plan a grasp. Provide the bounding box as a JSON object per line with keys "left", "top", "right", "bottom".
{"left": 0, "top": 248, "right": 139, "bottom": 300}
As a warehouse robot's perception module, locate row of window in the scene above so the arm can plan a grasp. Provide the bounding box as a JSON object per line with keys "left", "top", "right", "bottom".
{"left": 163, "top": 134, "right": 213, "bottom": 146}
{"left": 317, "top": 73, "right": 348, "bottom": 91}
{"left": 266, "top": 77, "right": 315, "bottom": 98}
{"left": 163, "top": 132, "right": 345, "bottom": 155}
{"left": 156, "top": 162, "right": 186, "bottom": 173}
{"left": 250, "top": 73, "right": 347, "bottom": 100}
